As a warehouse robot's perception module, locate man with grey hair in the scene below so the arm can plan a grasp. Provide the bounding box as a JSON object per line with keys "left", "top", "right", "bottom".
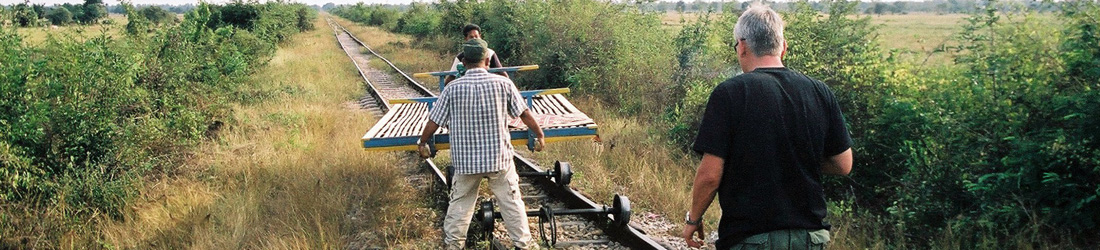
{"left": 682, "top": 3, "right": 853, "bottom": 249}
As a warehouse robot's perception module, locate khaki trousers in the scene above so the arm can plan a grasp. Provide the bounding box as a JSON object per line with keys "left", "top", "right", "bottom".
{"left": 443, "top": 165, "right": 532, "bottom": 249}
{"left": 729, "top": 229, "right": 830, "bottom": 250}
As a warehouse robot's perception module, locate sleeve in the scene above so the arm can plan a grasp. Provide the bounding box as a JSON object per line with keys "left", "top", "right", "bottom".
{"left": 822, "top": 87, "right": 852, "bottom": 157}
{"left": 429, "top": 90, "right": 451, "bottom": 127}
{"left": 691, "top": 84, "right": 736, "bottom": 159}
{"left": 505, "top": 80, "right": 528, "bottom": 118}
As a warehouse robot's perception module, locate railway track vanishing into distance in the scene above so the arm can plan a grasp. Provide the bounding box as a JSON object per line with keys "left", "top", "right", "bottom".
{"left": 326, "top": 18, "right": 667, "bottom": 250}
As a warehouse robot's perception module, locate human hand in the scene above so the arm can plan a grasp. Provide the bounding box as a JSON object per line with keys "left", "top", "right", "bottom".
{"left": 532, "top": 137, "right": 545, "bottom": 152}
{"left": 682, "top": 223, "right": 705, "bottom": 248}
{"left": 417, "top": 142, "right": 432, "bottom": 158}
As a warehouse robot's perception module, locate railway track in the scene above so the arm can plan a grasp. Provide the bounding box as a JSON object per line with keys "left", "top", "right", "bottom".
{"left": 326, "top": 17, "right": 667, "bottom": 250}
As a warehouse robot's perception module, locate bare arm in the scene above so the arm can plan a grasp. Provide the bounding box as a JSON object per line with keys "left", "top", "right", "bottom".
{"left": 519, "top": 110, "right": 545, "bottom": 152}
{"left": 821, "top": 148, "right": 853, "bottom": 176}
{"left": 683, "top": 153, "right": 724, "bottom": 248}
{"left": 444, "top": 75, "right": 455, "bottom": 85}
{"left": 418, "top": 120, "right": 440, "bottom": 145}
{"left": 519, "top": 110, "right": 544, "bottom": 139}
{"left": 688, "top": 153, "right": 723, "bottom": 222}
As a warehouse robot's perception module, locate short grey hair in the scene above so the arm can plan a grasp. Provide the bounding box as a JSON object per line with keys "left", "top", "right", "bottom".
{"left": 734, "top": 3, "right": 785, "bottom": 57}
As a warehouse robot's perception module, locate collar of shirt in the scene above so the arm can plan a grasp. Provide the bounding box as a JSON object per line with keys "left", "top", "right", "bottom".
{"left": 463, "top": 68, "right": 490, "bottom": 75}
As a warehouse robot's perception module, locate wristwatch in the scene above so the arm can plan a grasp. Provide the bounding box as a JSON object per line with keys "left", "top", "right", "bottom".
{"left": 685, "top": 212, "right": 702, "bottom": 226}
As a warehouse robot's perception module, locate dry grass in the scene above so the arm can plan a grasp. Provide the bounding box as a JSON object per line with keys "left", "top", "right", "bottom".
{"left": 13, "top": 14, "right": 127, "bottom": 45}
{"left": 92, "top": 16, "right": 439, "bottom": 249}
{"left": 867, "top": 13, "right": 969, "bottom": 67}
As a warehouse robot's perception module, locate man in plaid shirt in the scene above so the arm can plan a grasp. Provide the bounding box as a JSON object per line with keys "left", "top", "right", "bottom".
{"left": 417, "top": 38, "right": 545, "bottom": 249}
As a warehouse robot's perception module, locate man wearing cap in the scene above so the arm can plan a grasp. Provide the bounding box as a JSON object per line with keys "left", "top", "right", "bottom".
{"left": 682, "top": 3, "right": 853, "bottom": 250}
{"left": 445, "top": 23, "right": 508, "bottom": 84}
{"left": 418, "top": 38, "right": 545, "bottom": 249}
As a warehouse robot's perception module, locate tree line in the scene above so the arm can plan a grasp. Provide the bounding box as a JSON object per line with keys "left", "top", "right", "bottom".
{"left": 1, "top": 0, "right": 107, "bottom": 26}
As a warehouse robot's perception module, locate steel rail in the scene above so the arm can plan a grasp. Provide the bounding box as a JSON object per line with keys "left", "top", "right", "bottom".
{"left": 514, "top": 155, "right": 667, "bottom": 250}
{"left": 327, "top": 18, "right": 391, "bottom": 112}
{"left": 327, "top": 16, "right": 664, "bottom": 250}
{"left": 333, "top": 22, "right": 435, "bottom": 98}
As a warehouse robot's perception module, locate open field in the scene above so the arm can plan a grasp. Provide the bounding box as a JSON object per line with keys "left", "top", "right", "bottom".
{"left": 12, "top": 14, "right": 126, "bottom": 45}
{"left": 868, "top": 13, "right": 968, "bottom": 66}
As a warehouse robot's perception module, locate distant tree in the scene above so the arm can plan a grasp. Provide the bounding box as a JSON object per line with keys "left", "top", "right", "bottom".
{"left": 13, "top": 3, "right": 38, "bottom": 27}
{"left": 140, "top": 6, "right": 175, "bottom": 25}
{"left": 322, "top": 2, "right": 336, "bottom": 10}
{"left": 61, "top": 3, "right": 84, "bottom": 21}
{"left": 691, "top": 0, "right": 706, "bottom": 12}
{"left": 892, "top": 1, "right": 907, "bottom": 14}
{"left": 872, "top": 2, "right": 889, "bottom": 15}
{"left": 676, "top": 0, "right": 686, "bottom": 12}
{"left": 31, "top": 4, "right": 46, "bottom": 20}
{"left": 46, "top": 7, "right": 73, "bottom": 25}
{"left": 81, "top": 0, "right": 108, "bottom": 24}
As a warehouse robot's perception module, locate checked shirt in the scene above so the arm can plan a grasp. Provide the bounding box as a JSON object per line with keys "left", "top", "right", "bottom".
{"left": 429, "top": 68, "right": 528, "bottom": 175}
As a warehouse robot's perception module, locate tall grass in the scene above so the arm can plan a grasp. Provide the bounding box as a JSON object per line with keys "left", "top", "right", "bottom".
{"left": 94, "top": 16, "right": 438, "bottom": 249}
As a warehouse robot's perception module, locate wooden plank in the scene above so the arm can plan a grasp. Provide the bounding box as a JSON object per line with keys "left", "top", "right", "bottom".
{"left": 375, "top": 104, "right": 403, "bottom": 138}
{"left": 552, "top": 95, "right": 571, "bottom": 115}
{"left": 381, "top": 104, "right": 414, "bottom": 138}
{"left": 395, "top": 104, "right": 418, "bottom": 137}
{"left": 363, "top": 104, "right": 401, "bottom": 140}
{"left": 555, "top": 94, "right": 583, "bottom": 114}
{"left": 544, "top": 95, "right": 568, "bottom": 115}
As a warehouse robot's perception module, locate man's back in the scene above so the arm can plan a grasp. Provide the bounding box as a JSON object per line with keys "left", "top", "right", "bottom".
{"left": 692, "top": 67, "right": 851, "bottom": 249}
{"left": 430, "top": 68, "right": 527, "bottom": 175}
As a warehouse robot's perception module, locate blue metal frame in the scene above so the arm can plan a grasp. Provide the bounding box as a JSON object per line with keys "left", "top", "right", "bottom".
{"left": 418, "top": 65, "right": 538, "bottom": 90}
{"left": 362, "top": 126, "right": 598, "bottom": 149}
{"left": 365, "top": 88, "right": 593, "bottom": 151}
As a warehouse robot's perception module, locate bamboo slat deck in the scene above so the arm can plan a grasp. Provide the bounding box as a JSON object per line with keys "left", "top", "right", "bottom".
{"left": 361, "top": 93, "right": 598, "bottom": 151}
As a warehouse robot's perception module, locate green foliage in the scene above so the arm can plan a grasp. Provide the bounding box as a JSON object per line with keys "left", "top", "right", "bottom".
{"left": 396, "top": 3, "right": 440, "bottom": 38}
{"left": 46, "top": 7, "right": 73, "bottom": 25}
{"left": 335, "top": 0, "right": 673, "bottom": 115}
{"left": 664, "top": 8, "right": 738, "bottom": 145}
{"left": 0, "top": 0, "right": 311, "bottom": 227}
{"left": 140, "top": 6, "right": 176, "bottom": 26}
{"left": 124, "top": 3, "right": 151, "bottom": 35}
{"left": 79, "top": 0, "right": 107, "bottom": 24}
{"left": 368, "top": 7, "right": 401, "bottom": 31}
{"left": 13, "top": 3, "right": 38, "bottom": 27}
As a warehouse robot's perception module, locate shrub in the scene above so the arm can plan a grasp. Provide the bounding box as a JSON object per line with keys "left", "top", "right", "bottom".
{"left": 0, "top": 0, "right": 312, "bottom": 232}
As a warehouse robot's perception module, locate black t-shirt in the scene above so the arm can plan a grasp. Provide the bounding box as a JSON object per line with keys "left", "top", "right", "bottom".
{"left": 692, "top": 67, "right": 852, "bottom": 249}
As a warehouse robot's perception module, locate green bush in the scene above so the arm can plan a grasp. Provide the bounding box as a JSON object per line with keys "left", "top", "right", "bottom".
{"left": 397, "top": 3, "right": 440, "bottom": 38}
{"left": 0, "top": 0, "right": 312, "bottom": 225}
